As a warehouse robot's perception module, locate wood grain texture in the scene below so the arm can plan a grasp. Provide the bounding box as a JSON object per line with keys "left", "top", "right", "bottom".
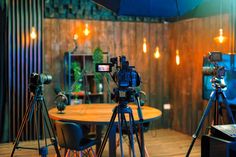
{"left": 168, "top": 14, "right": 232, "bottom": 135}
{"left": 48, "top": 104, "right": 162, "bottom": 124}
{"left": 0, "top": 129, "right": 201, "bottom": 157}
{"left": 43, "top": 14, "right": 232, "bottom": 135}
{"left": 43, "top": 19, "right": 169, "bottom": 128}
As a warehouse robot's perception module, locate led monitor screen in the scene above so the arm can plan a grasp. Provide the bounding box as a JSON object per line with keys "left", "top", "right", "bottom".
{"left": 202, "top": 53, "right": 236, "bottom": 105}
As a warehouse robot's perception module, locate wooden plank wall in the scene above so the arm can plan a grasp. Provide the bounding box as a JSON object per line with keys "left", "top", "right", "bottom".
{"left": 43, "top": 19, "right": 170, "bottom": 128}
{"left": 43, "top": 14, "right": 232, "bottom": 133}
{"left": 168, "top": 14, "right": 232, "bottom": 135}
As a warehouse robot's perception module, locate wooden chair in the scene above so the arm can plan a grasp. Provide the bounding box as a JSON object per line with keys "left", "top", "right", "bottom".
{"left": 55, "top": 121, "right": 98, "bottom": 157}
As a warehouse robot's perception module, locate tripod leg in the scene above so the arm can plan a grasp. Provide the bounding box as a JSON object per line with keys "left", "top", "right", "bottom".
{"left": 221, "top": 93, "right": 236, "bottom": 124}
{"left": 97, "top": 107, "right": 118, "bottom": 157}
{"left": 41, "top": 98, "right": 61, "bottom": 157}
{"left": 128, "top": 112, "right": 136, "bottom": 157}
{"left": 186, "top": 91, "right": 216, "bottom": 157}
{"left": 11, "top": 96, "right": 35, "bottom": 157}
{"left": 118, "top": 111, "right": 125, "bottom": 157}
{"left": 130, "top": 111, "right": 144, "bottom": 157}
{"left": 35, "top": 102, "right": 41, "bottom": 155}
{"left": 121, "top": 113, "right": 133, "bottom": 150}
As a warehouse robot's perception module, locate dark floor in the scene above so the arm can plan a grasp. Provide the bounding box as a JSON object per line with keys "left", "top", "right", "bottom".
{"left": 0, "top": 129, "right": 200, "bottom": 157}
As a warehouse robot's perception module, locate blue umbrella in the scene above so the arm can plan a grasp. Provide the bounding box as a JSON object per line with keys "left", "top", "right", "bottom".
{"left": 93, "top": 0, "right": 204, "bottom": 18}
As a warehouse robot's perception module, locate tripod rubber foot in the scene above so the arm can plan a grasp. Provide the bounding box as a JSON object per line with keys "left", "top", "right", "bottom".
{"left": 40, "top": 147, "right": 48, "bottom": 156}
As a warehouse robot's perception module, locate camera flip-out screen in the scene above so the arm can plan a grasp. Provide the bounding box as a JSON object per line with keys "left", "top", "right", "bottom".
{"left": 96, "top": 63, "right": 112, "bottom": 72}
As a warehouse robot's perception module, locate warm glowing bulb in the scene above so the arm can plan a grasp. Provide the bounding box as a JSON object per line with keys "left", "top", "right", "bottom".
{"left": 176, "top": 49, "right": 180, "bottom": 65}
{"left": 30, "top": 27, "right": 37, "bottom": 39}
{"left": 154, "top": 47, "right": 160, "bottom": 59}
{"left": 83, "top": 24, "right": 90, "bottom": 36}
{"left": 143, "top": 38, "right": 147, "bottom": 53}
{"left": 214, "top": 28, "right": 226, "bottom": 43}
{"left": 73, "top": 34, "right": 78, "bottom": 40}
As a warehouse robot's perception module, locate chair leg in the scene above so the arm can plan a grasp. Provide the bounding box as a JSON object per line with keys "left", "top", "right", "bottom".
{"left": 144, "top": 146, "right": 150, "bottom": 157}
{"left": 128, "top": 145, "right": 131, "bottom": 157}
{"left": 66, "top": 149, "right": 70, "bottom": 157}
{"left": 90, "top": 147, "right": 96, "bottom": 157}
{"left": 78, "top": 151, "right": 83, "bottom": 157}
{"left": 73, "top": 150, "right": 77, "bottom": 157}
{"left": 116, "top": 136, "right": 120, "bottom": 149}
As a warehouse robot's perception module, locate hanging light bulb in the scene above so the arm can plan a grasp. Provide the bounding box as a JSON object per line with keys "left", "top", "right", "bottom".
{"left": 73, "top": 34, "right": 78, "bottom": 40}
{"left": 30, "top": 27, "right": 37, "bottom": 40}
{"left": 143, "top": 38, "right": 147, "bottom": 53}
{"left": 176, "top": 49, "right": 180, "bottom": 65}
{"left": 83, "top": 23, "right": 90, "bottom": 36}
{"left": 214, "top": 28, "right": 226, "bottom": 43}
{"left": 154, "top": 46, "right": 160, "bottom": 59}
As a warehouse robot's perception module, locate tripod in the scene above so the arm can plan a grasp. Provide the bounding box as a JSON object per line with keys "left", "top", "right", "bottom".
{"left": 11, "top": 85, "right": 61, "bottom": 157}
{"left": 186, "top": 79, "right": 235, "bottom": 157}
{"left": 97, "top": 99, "right": 145, "bottom": 157}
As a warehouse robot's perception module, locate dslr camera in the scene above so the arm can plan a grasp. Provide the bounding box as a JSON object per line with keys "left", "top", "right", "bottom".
{"left": 29, "top": 73, "right": 52, "bottom": 94}
{"left": 96, "top": 56, "right": 141, "bottom": 106}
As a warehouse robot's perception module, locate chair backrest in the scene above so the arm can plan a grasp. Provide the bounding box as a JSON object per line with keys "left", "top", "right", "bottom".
{"left": 55, "top": 121, "right": 84, "bottom": 150}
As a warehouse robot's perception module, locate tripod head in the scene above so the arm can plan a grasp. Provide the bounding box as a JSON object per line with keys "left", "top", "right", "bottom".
{"left": 202, "top": 52, "right": 226, "bottom": 90}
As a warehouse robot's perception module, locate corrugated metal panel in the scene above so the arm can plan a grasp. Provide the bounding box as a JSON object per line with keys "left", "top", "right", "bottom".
{"left": 3, "top": 0, "right": 43, "bottom": 142}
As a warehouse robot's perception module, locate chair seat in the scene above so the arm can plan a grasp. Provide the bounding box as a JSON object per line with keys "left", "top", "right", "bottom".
{"left": 54, "top": 121, "right": 98, "bottom": 156}
{"left": 79, "top": 138, "right": 98, "bottom": 150}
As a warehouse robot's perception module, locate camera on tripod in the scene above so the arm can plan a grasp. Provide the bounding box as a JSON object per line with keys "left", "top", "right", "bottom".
{"left": 96, "top": 56, "right": 141, "bottom": 105}
{"left": 202, "top": 52, "right": 225, "bottom": 79}
{"left": 29, "top": 73, "right": 52, "bottom": 94}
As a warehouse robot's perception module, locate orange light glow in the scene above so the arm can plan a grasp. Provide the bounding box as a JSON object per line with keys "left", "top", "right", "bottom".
{"left": 176, "top": 49, "right": 180, "bottom": 65}
{"left": 30, "top": 27, "right": 37, "bottom": 40}
{"left": 214, "top": 28, "right": 226, "bottom": 43}
{"left": 154, "top": 46, "right": 160, "bottom": 59}
{"left": 83, "top": 24, "right": 90, "bottom": 36}
{"left": 73, "top": 34, "right": 79, "bottom": 40}
{"left": 143, "top": 38, "right": 147, "bottom": 53}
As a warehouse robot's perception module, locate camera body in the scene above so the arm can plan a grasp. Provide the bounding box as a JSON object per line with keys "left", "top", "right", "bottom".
{"left": 96, "top": 56, "right": 141, "bottom": 105}
{"left": 202, "top": 52, "right": 225, "bottom": 79}
{"left": 29, "top": 73, "right": 52, "bottom": 94}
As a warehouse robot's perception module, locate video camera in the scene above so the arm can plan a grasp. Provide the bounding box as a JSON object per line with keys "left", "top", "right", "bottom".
{"left": 96, "top": 56, "right": 141, "bottom": 106}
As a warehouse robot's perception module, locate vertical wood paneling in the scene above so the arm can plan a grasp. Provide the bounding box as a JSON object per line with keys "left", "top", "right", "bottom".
{"left": 169, "top": 15, "right": 231, "bottom": 135}
{"left": 43, "top": 19, "right": 169, "bottom": 129}
{"left": 43, "top": 13, "right": 233, "bottom": 134}
{"left": 0, "top": 0, "right": 43, "bottom": 142}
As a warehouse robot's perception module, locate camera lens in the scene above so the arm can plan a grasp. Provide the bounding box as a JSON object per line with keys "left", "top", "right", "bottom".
{"left": 39, "top": 74, "right": 52, "bottom": 84}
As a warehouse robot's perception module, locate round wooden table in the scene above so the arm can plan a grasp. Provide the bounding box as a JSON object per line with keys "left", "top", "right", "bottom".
{"left": 49, "top": 103, "right": 162, "bottom": 156}
{"left": 49, "top": 103, "right": 161, "bottom": 124}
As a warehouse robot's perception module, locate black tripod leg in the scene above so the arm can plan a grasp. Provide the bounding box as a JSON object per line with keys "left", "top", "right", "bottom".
{"left": 128, "top": 112, "right": 136, "bottom": 157}
{"left": 11, "top": 97, "right": 35, "bottom": 157}
{"left": 118, "top": 111, "right": 124, "bottom": 157}
{"left": 121, "top": 113, "right": 133, "bottom": 151}
{"left": 35, "top": 102, "right": 41, "bottom": 155}
{"left": 186, "top": 91, "right": 216, "bottom": 157}
{"left": 130, "top": 112, "right": 144, "bottom": 157}
{"left": 42, "top": 98, "right": 61, "bottom": 157}
{"left": 97, "top": 107, "right": 118, "bottom": 157}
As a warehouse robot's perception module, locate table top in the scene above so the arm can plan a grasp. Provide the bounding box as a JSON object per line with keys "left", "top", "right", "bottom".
{"left": 48, "top": 103, "right": 162, "bottom": 125}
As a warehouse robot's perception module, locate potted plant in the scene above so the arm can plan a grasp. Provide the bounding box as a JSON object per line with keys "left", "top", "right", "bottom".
{"left": 92, "top": 47, "right": 103, "bottom": 93}
{"left": 71, "top": 62, "right": 83, "bottom": 103}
